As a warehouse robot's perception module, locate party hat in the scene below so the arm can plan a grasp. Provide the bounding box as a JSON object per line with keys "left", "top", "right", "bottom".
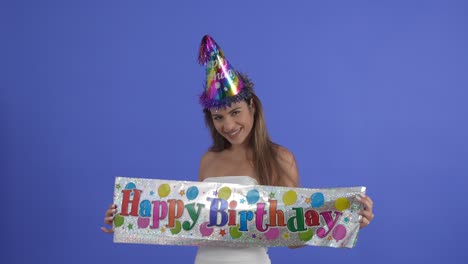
{"left": 198, "top": 35, "right": 251, "bottom": 109}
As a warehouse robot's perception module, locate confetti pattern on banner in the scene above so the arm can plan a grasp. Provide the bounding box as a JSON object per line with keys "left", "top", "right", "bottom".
{"left": 113, "top": 177, "right": 365, "bottom": 248}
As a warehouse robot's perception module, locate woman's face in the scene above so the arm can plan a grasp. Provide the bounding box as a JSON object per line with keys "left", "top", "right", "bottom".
{"left": 210, "top": 100, "right": 255, "bottom": 147}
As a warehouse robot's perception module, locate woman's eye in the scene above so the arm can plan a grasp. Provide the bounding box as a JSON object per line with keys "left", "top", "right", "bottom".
{"left": 213, "top": 116, "right": 222, "bottom": 121}
{"left": 232, "top": 111, "right": 240, "bottom": 116}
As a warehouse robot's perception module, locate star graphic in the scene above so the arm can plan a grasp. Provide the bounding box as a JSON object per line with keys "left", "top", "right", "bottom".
{"left": 327, "top": 236, "right": 332, "bottom": 241}
{"left": 150, "top": 191, "right": 155, "bottom": 195}
{"left": 305, "top": 198, "right": 311, "bottom": 203}
{"left": 213, "top": 190, "right": 218, "bottom": 196}
{"left": 116, "top": 184, "right": 121, "bottom": 189}
{"left": 127, "top": 224, "right": 133, "bottom": 230}
{"left": 219, "top": 229, "right": 226, "bottom": 236}
{"left": 344, "top": 217, "right": 349, "bottom": 223}
{"left": 283, "top": 233, "right": 290, "bottom": 239}
{"left": 252, "top": 234, "right": 257, "bottom": 238}
{"left": 179, "top": 190, "right": 185, "bottom": 196}
{"left": 269, "top": 192, "right": 275, "bottom": 199}
{"left": 240, "top": 198, "right": 246, "bottom": 204}
{"left": 161, "top": 227, "right": 166, "bottom": 233}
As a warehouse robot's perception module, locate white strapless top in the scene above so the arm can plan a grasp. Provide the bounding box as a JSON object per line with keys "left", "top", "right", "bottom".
{"left": 202, "top": 175, "right": 259, "bottom": 185}
{"left": 194, "top": 176, "right": 271, "bottom": 264}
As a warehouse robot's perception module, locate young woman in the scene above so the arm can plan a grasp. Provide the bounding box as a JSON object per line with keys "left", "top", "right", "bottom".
{"left": 102, "top": 35, "right": 375, "bottom": 264}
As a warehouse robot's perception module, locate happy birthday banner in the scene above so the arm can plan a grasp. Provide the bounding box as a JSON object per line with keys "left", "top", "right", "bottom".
{"left": 113, "top": 177, "right": 365, "bottom": 248}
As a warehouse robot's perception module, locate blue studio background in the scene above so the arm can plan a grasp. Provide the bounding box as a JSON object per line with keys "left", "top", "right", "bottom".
{"left": 2, "top": 0, "right": 467, "bottom": 263}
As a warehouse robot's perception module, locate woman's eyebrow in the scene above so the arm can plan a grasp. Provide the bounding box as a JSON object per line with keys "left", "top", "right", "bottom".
{"left": 228, "top": 107, "right": 242, "bottom": 113}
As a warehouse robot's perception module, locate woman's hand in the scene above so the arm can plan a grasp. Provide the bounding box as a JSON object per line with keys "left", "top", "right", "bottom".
{"left": 101, "top": 204, "right": 118, "bottom": 233}
{"left": 358, "top": 194, "right": 374, "bottom": 229}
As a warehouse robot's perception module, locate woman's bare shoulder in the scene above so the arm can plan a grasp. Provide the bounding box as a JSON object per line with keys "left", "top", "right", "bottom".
{"left": 275, "top": 145, "right": 295, "bottom": 163}
{"left": 198, "top": 151, "right": 220, "bottom": 181}
{"left": 275, "top": 145, "right": 300, "bottom": 187}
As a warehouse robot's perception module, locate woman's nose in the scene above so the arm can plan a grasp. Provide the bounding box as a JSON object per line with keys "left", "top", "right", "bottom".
{"left": 223, "top": 117, "right": 235, "bottom": 131}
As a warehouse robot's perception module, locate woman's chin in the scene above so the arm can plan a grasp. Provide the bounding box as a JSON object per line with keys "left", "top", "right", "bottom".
{"left": 226, "top": 136, "right": 247, "bottom": 146}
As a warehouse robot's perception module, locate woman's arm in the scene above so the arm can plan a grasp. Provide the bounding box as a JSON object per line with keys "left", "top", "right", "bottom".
{"left": 275, "top": 147, "right": 304, "bottom": 249}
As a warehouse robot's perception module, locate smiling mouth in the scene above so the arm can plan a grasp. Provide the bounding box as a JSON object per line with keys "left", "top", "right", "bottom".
{"left": 226, "top": 128, "right": 241, "bottom": 138}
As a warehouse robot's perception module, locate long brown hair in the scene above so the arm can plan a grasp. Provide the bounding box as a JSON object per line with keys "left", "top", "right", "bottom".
{"left": 203, "top": 74, "right": 287, "bottom": 186}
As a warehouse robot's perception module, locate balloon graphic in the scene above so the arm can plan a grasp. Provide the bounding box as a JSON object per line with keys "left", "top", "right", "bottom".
{"left": 298, "top": 228, "right": 314, "bottom": 242}
{"left": 158, "top": 183, "right": 171, "bottom": 198}
{"left": 332, "top": 224, "right": 347, "bottom": 241}
{"left": 200, "top": 222, "right": 214, "bottom": 237}
{"left": 124, "top": 182, "right": 137, "bottom": 197}
{"left": 283, "top": 190, "right": 297, "bottom": 206}
{"left": 246, "top": 189, "right": 260, "bottom": 204}
{"left": 137, "top": 217, "right": 150, "bottom": 228}
{"left": 335, "top": 197, "right": 350, "bottom": 211}
{"left": 124, "top": 182, "right": 136, "bottom": 190}
{"left": 264, "top": 228, "right": 279, "bottom": 241}
{"left": 186, "top": 186, "right": 199, "bottom": 200}
{"left": 229, "top": 200, "right": 237, "bottom": 209}
{"left": 218, "top": 187, "right": 232, "bottom": 200}
{"left": 316, "top": 228, "right": 325, "bottom": 238}
{"left": 311, "top": 192, "right": 324, "bottom": 208}
{"left": 170, "top": 220, "right": 182, "bottom": 235}
{"left": 113, "top": 214, "right": 124, "bottom": 227}
{"left": 229, "top": 225, "right": 242, "bottom": 239}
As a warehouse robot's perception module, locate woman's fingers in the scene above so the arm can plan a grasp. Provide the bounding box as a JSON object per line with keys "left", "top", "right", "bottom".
{"left": 102, "top": 204, "right": 117, "bottom": 234}
{"left": 358, "top": 194, "right": 373, "bottom": 211}
{"left": 104, "top": 216, "right": 115, "bottom": 225}
{"left": 357, "top": 194, "right": 374, "bottom": 229}
{"left": 106, "top": 204, "right": 117, "bottom": 216}
{"left": 101, "top": 226, "right": 114, "bottom": 233}
{"left": 360, "top": 216, "right": 370, "bottom": 228}
{"left": 359, "top": 209, "right": 374, "bottom": 221}
{"left": 106, "top": 208, "right": 117, "bottom": 217}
